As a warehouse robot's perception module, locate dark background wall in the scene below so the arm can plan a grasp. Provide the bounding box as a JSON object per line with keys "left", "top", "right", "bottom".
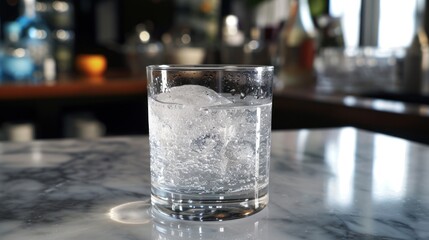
{"left": 0, "top": 0, "right": 175, "bottom": 68}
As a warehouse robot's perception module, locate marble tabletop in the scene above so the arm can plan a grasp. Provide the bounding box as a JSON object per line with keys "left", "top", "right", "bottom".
{"left": 1, "top": 128, "right": 429, "bottom": 239}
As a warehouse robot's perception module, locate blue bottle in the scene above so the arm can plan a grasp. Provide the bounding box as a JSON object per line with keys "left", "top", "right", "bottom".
{"left": 2, "top": 22, "right": 34, "bottom": 83}
{"left": 0, "top": 45, "right": 3, "bottom": 83}
{"left": 17, "top": 0, "right": 53, "bottom": 83}
{"left": 0, "top": 20, "right": 3, "bottom": 82}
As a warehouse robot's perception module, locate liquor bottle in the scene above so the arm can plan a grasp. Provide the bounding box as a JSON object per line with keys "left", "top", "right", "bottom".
{"left": 278, "top": 0, "right": 317, "bottom": 88}
{"left": 243, "top": 27, "right": 270, "bottom": 65}
{"left": 402, "top": 0, "right": 429, "bottom": 94}
{"left": 0, "top": 19, "right": 3, "bottom": 82}
{"left": 38, "top": 0, "right": 75, "bottom": 74}
{"left": 2, "top": 22, "right": 34, "bottom": 83}
{"left": 18, "top": 0, "right": 54, "bottom": 83}
{"left": 125, "top": 23, "right": 164, "bottom": 75}
{"left": 221, "top": 15, "right": 245, "bottom": 64}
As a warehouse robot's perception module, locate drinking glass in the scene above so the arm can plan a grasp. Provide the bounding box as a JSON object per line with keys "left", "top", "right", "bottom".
{"left": 147, "top": 65, "right": 274, "bottom": 221}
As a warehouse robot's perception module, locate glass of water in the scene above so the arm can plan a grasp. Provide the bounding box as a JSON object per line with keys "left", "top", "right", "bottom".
{"left": 147, "top": 65, "right": 274, "bottom": 221}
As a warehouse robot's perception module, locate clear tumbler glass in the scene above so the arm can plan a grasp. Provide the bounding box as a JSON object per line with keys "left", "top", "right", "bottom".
{"left": 147, "top": 65, "right": 273, "bottom": 221}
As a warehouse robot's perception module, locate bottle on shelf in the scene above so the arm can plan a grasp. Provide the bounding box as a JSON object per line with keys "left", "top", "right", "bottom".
{"left": 37, "top": 0, "right": 75, "bottom": 75}
{"left": 278, "top": 0, "right": 317, "bottom": 89}
{"left": 0, "top": 19, "right": 3, "bottom": 83}
{"left": 2, "top": 22, "right": 35, "bottom": 83}
{"left": 402, "top": 0, "right": 429, "bottom": 94}
{"left": 243, "top": 27, "right": 270, "bottom": 65}
{"left": 220, "top": 15, "right": 245, "bottom": 64}
{"left": 309, "top": 0, "right": 344, "bottom": 49}
{"left": 125, "top": 22, "right": 164, "bottom": 75}
{"left": 17, "top": 0, "right": 55, "bottom": 83}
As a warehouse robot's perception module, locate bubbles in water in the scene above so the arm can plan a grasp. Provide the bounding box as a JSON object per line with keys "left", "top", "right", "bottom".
{"left": 149, "top": 85, "right": 271, "bottom": 194}
{"left": 225, "top": 140, "right": 255, "bottom": 162}
{"left": 191, "top": 133, "right": 221, "bottom": 153}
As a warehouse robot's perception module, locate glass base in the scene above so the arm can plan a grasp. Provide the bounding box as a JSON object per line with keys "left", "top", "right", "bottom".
{"left": 151, "top": 191, "right": 268, "bottom": 221}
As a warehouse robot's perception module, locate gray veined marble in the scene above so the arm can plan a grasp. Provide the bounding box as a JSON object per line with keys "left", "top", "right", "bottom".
{"left": 1, "top": 128, "right": 429, "bottom": 239}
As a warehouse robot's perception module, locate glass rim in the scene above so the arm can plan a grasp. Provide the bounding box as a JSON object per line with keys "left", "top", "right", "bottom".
{"left": 146, "top": 64, "right": 274, "bottom": 71}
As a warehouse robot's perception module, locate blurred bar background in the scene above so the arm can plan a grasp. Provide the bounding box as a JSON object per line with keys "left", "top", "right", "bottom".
{"left": 0, "top": 0, "right": 428, "bottom": 143}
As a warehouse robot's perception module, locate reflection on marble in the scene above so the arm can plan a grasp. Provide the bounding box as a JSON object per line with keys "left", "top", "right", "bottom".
{"left": 1, "top": 129, "right": 429, "bottom": 239}
{"left": 152, "top": 207, "right": 269, "bottom": 240}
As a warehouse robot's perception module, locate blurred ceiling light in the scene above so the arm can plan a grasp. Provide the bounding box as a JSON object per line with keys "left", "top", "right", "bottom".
{"left": 181, "top": 33, "right": 191, "bottom": 45}
{"left": 139, "top": 31, "right": 151, "bottom": 43}
{"left": 56, "top": 29, "right": 70, "bottom": 41}
{"left": 29, "top": 28, "right": 48, "bottom": 39}
{"left": 13, "top": 48, "right": 26, "bottom": 58}
{"left": 53, "top": 1, "right": 69, "bottom": 12}
{"left": 225, "top": 15, "right": 238, "bottom": 27}
{"left": 36, "top": 2, "right": 48, "bottom": 12}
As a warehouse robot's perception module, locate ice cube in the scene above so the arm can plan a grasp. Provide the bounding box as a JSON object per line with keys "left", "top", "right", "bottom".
{"left": 155, "top": 85, "right": 232, "bottom": 107}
